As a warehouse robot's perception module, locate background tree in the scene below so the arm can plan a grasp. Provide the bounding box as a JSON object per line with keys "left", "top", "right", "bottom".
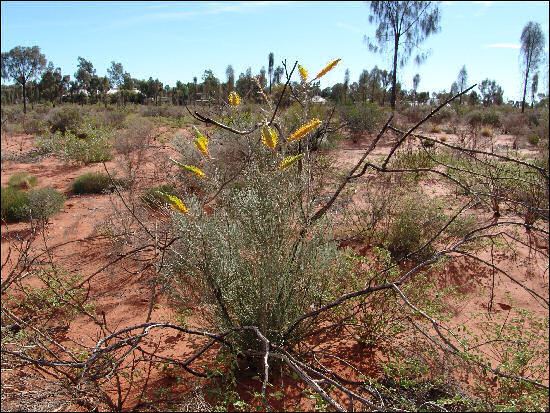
{"left": 121, "top": 72, "right": 135, "bottom": 105}
{"left": 107, "top": 61, "right": 124, "bottom": 105}
{"left": 39, "top": 62, "right": 63, "bottom": 107}
{"left": 366, "top": 1, "right": 441, "bottom": 109}
{"left": 98, "top": 76, "right": 110, "bottom": 108}
{"left": 225, "top": 65, "right": 235, "bottom": 93}
{"left": 479, "top": 79, "right": 504, "bottom": 106}
{"left": 1, "top": 45, "right": 47, "bottom": 113}
{"left": 343, "top": 69, "right": 350, "bottom": 103}
{"left": 457, "top": 65, "right": 468, "bottom": 104}
{"left": 273, "top": 66, "right": 284, "bottom": 85}
{"left": 519, "top": 21, "right": 545, "bottom": 113}
{"left": 268, "top": 52, "right": 274, "bottom": 93}
{"left": 412, "top": 73, "right": 420, "bottom": 105}
{"left": 531, "top": 72, "right": 539, "bottom": 107}
{"left": 358, "top": 69, "right": 370, "bottom": 102}
{"left": 74, "top": 57, "right": 95, "bottom": 105}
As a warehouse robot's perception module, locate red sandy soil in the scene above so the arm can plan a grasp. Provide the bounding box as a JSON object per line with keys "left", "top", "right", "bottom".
{"left": 1, "top": 126, "right": 548, "bottom": 411}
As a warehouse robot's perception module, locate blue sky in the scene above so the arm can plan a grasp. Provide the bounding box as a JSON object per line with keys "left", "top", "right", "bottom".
{"left": 1, "top": 1, "right": 549, "bottom": 101}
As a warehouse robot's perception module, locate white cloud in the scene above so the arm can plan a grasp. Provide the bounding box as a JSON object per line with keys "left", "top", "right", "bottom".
{"left": 485, "top": 43, "right": 521, "bottom": 49}
{"left": 109, "top": 1, "right": 293, "bottom": 29}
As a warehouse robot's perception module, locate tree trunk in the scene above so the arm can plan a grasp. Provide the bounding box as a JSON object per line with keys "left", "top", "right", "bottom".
{"left": 390, "top": 36, "right": 399, "bottom": 110}
{"left": 521, "top": 66, "right": 529, "bottom": 113}
{"left": 22, "top": 80, "right": 27, "bottom": 114}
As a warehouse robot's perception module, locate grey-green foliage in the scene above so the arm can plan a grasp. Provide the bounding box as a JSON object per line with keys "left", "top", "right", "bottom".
{"left": 28, "top": 187, "right": 65, "bottom": 221}
{"left": 166, "top": 164, "right": 345, "bottom": 351}
{"left": 37, "top": 125, "right": 113, "bottom": 164}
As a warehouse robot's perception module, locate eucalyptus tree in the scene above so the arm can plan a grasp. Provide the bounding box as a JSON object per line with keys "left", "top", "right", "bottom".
{"left": 268, "top": 52, "right": 274, "bottom": 93}
{"left": 520, "top": 22, "right": 545, "bottom": 113}
{"left": 412, "top": 73, "right": 420, "bottom": 105}
{"left": 531, "top": 72, "right": 539, "bottom": 107}
{"left": 39, "top": 62, "right": 64, "bottom": 106}
{"left": 366, "top": 1, "right": 441, "bottom": 109}
{"left": 457, "top": 65, "right": 468, "bottom": 104}
{"left": 225, "top": 65, "right": 235, "bottom": 93}
{"left": 1, "top": 45, "right": 47, "bottom": 113}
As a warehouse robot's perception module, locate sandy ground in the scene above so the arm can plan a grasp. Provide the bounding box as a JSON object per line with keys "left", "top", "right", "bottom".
{"left": 1, "top": 125, "right": 548, "bottom": 411}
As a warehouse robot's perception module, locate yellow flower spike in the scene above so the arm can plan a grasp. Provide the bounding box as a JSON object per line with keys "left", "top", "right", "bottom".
{"left": 279, "top": 153, "right": 304, "bottom": 170}
{"left": 193, "top": 126, "right": 209, "bottom": 157}
{"left": 313, "top": 58, "right": 341, "bottom": 81}
{"left": 298, "top": 65, "right": 308, "bottom": 83}
{"left": 287, "top": 118, "right": 322, "bottom": 142}
{"left": 261, "top": 125, "right": 278, "bottom": 150}
{"left": 169, "top": 158, "right": 206, "bottom": 178}
{"left": 228, "top": 91, "right": 241, "bottom": 106}
{"left": 165, "top": 194, "right": 189, "bottom": 214}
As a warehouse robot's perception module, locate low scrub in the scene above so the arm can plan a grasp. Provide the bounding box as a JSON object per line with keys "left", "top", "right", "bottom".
{"left": 71, "top": 172, "right": 124, "bottom": 194}
{"left": 38, "top": 126, "right": 113, "bottom": 164}
{"left": 47, "top": 106, "right": 83, "bottom": 134}
{"left": 340, "top": 102, "right": 384, "bottom": 136}
{"left": 1, "top": 186, "right": 64, "bottom": 222}
{"left": 1, "top": 186, "right": 30, "bottom": 222}
{"left": 8, "top": 172, "right": 38, "bottom": 190}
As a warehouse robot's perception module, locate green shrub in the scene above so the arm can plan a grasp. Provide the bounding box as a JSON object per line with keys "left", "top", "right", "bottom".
{"left": 339, "top": 102, "right": 384, "bottom": 141}
{"left": 38, "top": 127, "right": 113, "bottom": 164}
{"left": 1, "top": 186, "right": 30, "bottom": 222}
{"left": 166, "top": 164, "right": 346, "bottom": 356}
{"left": 27, "top": 187, "right": 65, "bottom": 221}
{"left": 382, "top": 192, "right": 446, "bottom": 261}
{"left": 1, "top": 186, "right": 64, "bottom": 222}
{"left": 71, "top": 172, "right": 123, "bottom": 194}
{"left": 47, "top": 106, "right": 83, "bottom": 134}
{"left": 8, "top": 172, "right": 38, "bottom": 190}
{"left": 528, "top": 135, "right": 540, "bottom": 146}
{"left": 468, "top": 110, "right": 502, "bottom": 129}
{"left": 481, "top": 110, "right": 502, "bottom": 128}
{"left": 430, "top": 106, "right": 454, "bottom": 125}
{"left": 22, "top": 115, "right": 48, "bottom": 135}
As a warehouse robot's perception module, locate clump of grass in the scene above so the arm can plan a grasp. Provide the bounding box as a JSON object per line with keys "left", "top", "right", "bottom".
{"left": 71, "top": 172, "right": 124, "bottom": 195}
{"left": 1, "top": 186, "right": 30, "bottom": 222}
{"left": 481, "top": 127, "right": 493, "bottom": 137}
{"left": 430, "top": 124, "right": 442, "bottom": 133}
{"left": 8, "top": 172, "right": 38, "bottom": 190}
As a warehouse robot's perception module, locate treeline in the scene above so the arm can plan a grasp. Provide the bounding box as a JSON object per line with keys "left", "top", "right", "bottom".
{"left": 1, "top": 45, "right": 543, "bottom": 113}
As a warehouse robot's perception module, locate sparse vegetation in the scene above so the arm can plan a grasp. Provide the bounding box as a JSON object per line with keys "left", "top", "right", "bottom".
{"left": 1, "top": 4, "right": 549, "bottom": 412}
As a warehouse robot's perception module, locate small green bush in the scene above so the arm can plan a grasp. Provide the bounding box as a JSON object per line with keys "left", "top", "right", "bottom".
{"left": 1, "top": 186, "right": 30, "bottom": 222}
{"left": 38, "top": 127, "right": 113, "bottom": 164}
{"left": 382, "top": 193, "right": 446, "bottom": 261}
{"left": 339, "top": 102, "right": 384, "bottom": 141}
{"left": 71, "top": 172, "right": 124, "bottom": 194}
{"left": 8, "top": 172, "right": 38, "bottom": 190}
{"left": 47, "top": 106, "right": 83, "bottom": 134}
{"left": 528, "top": 135, "right": 540, "bottom": 146}
{"left": 27, "top": 187, "right": 65, "bottom": 221}
{"left": 468, "top": 110, "right": 502, "bottom": 129}
{"left": 23, "top": 116, "right": 48, "bottom": 135}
